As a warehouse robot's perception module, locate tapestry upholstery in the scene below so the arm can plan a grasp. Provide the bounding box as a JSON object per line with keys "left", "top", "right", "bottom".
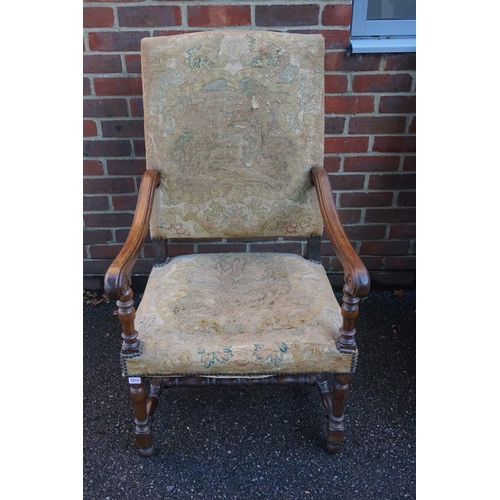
{"left": 142, "top": 31, "right": 325, "bottom": 239}
{"left": 123, "top": 253, "right": 356, "bottom": 377}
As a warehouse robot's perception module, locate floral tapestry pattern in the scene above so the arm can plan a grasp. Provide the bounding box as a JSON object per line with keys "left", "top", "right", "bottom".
{"left": 141, "top": 31, "right": 325, "bottom": 239}
{"left": 124, "top": 253, "right": 356, "bottom": 377}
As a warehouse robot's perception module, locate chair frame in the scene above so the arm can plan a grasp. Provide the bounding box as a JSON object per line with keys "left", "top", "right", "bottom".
{"left": 105, "top": 166, "right": 369, "bottom": 457}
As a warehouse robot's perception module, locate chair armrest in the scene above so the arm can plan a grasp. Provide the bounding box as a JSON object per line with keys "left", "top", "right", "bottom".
{"left": 311, "top": 166, "right": 370, "bottom": 298}
{"left": 104, "top": 169, "right": 160, "bottom": 300}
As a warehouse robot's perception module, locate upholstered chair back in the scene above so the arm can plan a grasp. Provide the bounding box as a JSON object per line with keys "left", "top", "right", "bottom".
{"left": 142, "top": 31, "right": 325, "bottom": 239}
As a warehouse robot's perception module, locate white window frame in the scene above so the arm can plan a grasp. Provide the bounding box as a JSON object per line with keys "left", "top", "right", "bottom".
{"left": 349, "top": 0, "right": 416, "bottom": 55}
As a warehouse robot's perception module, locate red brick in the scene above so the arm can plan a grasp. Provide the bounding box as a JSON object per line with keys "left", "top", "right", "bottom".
{"left": 290, "top": 29, "right": 349, "bottom": 49}
{"left": 112, "top": 195, "right": 138, "bottom": 211}
{"left": 101, "top": 120, "right": 144, "bottom": 138}
{"left": 360, "top": 241, "right": 410, "bottom": 255}
{"left": 349, "top": 116, "right": 406, "bottom": 134}
{"left": 365, "top": 208, "right": 415, "bottom": 224}
{"left": 88, "top": 31, "right": 149, "bottom": 52}
{"left": 327, "top": 173, "right": 365, "bottom": 190}
{"left": 118, "top": 6, "right": 182, "bottom": 27}
{"left": 143, "top": 244, "right": 154, "bottom": 258}
{"left": 188, "top": 5, "right": 251, "bottom": 27}
{"left": 325, "top": 117, "right": 346, "bottom": 134}
{"left": 344, "top": 156, "right": 399, "bottom": 172}
{"left": 83, "top": 260, "right": 112, "bottom": 276}
{"left": 403, "top": 155, "right": 416, "bottom": 171}
{"left": 386, "top": 54, "right": 416, "bottom": 71}
{"left": 83, "top": 139, "right": 132, "bottom": 157}
{"left": 384, "top": 256, "right": 416, "bottom": 270}
{"left": 84, "top": 213, "right": 134, "bottom": 228}
{"left": 125, "top": 54, "right": 141, "bottom": 74}
{"left": 83, "top": 77, "right": 91, "bottom": 95}
{"left": 94, "top": 77, "right": 142, "bottom": 96}
{"left": 338, "top": 192, "right": 393, "bottom": 207}
{"left": 325, "top": 52, "right": 381, "bottom": 72}
{"left": 198, "top": 243, "right": 247, "bottom": 254}
{"left": 131, "top": 260, "right": 154, "bottom": 275}
{"left": 358, "top": 256, "right": 385, "bottom": 271}
{"left": 83, "top": 98, "right": 128, "bottom": 117}
{"left": 130, "top": 98, "right": 144, "bottom": 117}
{"left": 133, "top": 140, "right": 146, "bottom": 156}
{"left": 83, "top": 229, "right": 113, "bottom": 245}
{"left": 249, "top": 242, "right": 302, "bottom": 255}
{"left": 337, "top": 209, "right": 361, "bottom": 224}
{"left": 116, "top": 229, "right": 152, "bottom": 244}
{"left": 328, "top": 255, "right": 385, "bottom": 273}
{"left": 373, "top": 136, "right": 416, "bottom": 153}
{"left": 255, "top": 4, "right": 320, "bottom": 26}
{"left": 153, "top": 30, "right": 196, "bottom": 37}
{"left": 323, "top": 228, "right": 386, "bottom": 255}
{"left": 84, "top": 0, "right": 143, "bottom": 2}
{"left": 323, "top": 156, "right": 341, "bottom": 172}
{"left": 84, "top": 196, "right": 109, "bottom": 211}
{"left": 324, "top": 136, "right": 369, "bottom": 153}
{"left": 369, "top": 173, "right": 416, "bottom": 190}
{"left": 345, "top": 225, "right": 386, "bottom": 240}
{"left": 107, "top": 159, "right": 146, "bottom": 176}
{"left": 322, "top": 4, "right": 352, "bottom": 25}
{"left": 83, "top": 160, "right": 104, "bottom": 175}
{"left": 322, "top": 256, "right": 332, "bottom": 272}
{"left": 84, "top": 177, "right": 136, "bottom": 194}
{"left": 83, "top": 120, "right": 97, "bottom": 137}
{"left": 325, "top": 96, "right": 374, "bottom": 114}
{"left": 166, "top": 243, "right": 195, "bottom": 257}
{"left": 83, "top": 7, "right": 114, "bottom": 28}
{"left": 353, "top": 74, "right": 413, "bottom": 93}
{"left": 83, "top": 54, "right": 122, "bottom": 74}
{"left": 408, "top": 116, "right": 416, "bottom": 133}
{"left": 397, "top": 192, "right": 416, "bottom": 207}
{"left": 379, "top": 96, "right": 416, "bottom": 113}
{"left": 89, "top": 245, "right": 122, "bottom": 259}
{"left": 325, "top": 75, "right": 348, "bottom": 93}
{"left": 389, "top": 224, "right": 416, "bottom": 239}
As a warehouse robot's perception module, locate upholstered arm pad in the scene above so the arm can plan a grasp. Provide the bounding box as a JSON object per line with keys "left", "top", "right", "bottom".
{"left": 311, "top": 166, "right": 370, "bottom": 298}
{"left": 104, "top": 169, "right": 160, "bottom": 300}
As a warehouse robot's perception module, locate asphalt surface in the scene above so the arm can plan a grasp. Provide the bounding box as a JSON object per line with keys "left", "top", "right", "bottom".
{"left": 83, "top": 288, "right": 416, "bottom": 500}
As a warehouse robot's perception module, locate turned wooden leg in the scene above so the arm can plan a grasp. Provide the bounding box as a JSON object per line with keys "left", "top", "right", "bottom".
{"left": 128, "top": 377, "right": 154, "bottom": 457}
{"left": 326, "top": 373, "right": 352, "bottom": 454}
{"left": 117, "top": 288, "right": 141, "bottom": 356}
{"left": 337, "top": 285, "right": 359, "bottom": 352}
{"left": 146, "top": 377, "right": 162, "bottom": 418}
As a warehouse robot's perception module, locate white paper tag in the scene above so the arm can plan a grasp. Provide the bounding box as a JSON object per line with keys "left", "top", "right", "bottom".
{"left": 128, "top": 377, "right": 141, "bottom": 384}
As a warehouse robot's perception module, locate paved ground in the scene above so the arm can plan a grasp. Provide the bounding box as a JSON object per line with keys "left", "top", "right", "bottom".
{"left": 83, "top": 288, "right": 415, "bottom": 500}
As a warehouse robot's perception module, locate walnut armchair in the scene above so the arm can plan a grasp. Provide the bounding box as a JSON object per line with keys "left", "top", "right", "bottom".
{"left": 104, "top": 31, "right": 369, "bottom": 457}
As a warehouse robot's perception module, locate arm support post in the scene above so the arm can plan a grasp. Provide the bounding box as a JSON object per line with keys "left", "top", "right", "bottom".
{"left": 104, "top": 169, "right": 160, "bottom": 301}
{"left": 311, "top": 166, "right": 370, "bottom": 350}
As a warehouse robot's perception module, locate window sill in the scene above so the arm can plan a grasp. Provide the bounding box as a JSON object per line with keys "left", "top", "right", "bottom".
{"left": 348, "top": 38, "right": 416, "bottom": 56}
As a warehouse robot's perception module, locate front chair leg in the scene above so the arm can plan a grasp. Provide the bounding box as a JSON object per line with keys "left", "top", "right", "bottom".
{"left": 128, "top": 377, "right": 154, "bottom": 457}
{"left": 326, "top": 373, "right": 352, "bottom": 454}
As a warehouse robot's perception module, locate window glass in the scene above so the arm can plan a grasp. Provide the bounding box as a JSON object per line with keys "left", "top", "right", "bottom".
{"left": 367, "top": 0, "right": 416, "bottom": 21}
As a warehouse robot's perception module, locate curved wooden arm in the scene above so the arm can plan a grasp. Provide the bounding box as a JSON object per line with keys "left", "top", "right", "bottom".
{"left": 311, "top": 166, "right": 370, "bottom": 298}
{"left": 104, "top": 169, "right": 160, "bottom": 300}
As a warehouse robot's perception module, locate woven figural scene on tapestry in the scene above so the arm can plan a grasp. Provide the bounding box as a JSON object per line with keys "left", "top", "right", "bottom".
{"left": 143, "top": 31, "right": 325, "bottom": 239}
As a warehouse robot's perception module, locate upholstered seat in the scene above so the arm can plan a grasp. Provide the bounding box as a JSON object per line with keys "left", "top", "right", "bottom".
{"left": 124, "top": 253, "right": 356, "bottom": 377}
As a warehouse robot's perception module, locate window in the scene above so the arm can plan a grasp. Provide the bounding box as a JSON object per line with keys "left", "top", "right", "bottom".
{"left": 349, "top": 0, "right": 416, "bottom": 55}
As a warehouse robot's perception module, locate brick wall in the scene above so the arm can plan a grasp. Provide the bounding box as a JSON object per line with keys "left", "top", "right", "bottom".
{"left": 83, "top": 0, "right": 416, "bottom": 291}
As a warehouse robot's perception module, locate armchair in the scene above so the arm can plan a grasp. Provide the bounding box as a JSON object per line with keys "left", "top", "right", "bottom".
{"left": 104, "top": 30, "right": 369, "bottom": 457}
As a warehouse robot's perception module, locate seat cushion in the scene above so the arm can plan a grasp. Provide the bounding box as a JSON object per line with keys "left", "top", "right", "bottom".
{"left": 123, "top": 253, "right": 356, "bottom": 377}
